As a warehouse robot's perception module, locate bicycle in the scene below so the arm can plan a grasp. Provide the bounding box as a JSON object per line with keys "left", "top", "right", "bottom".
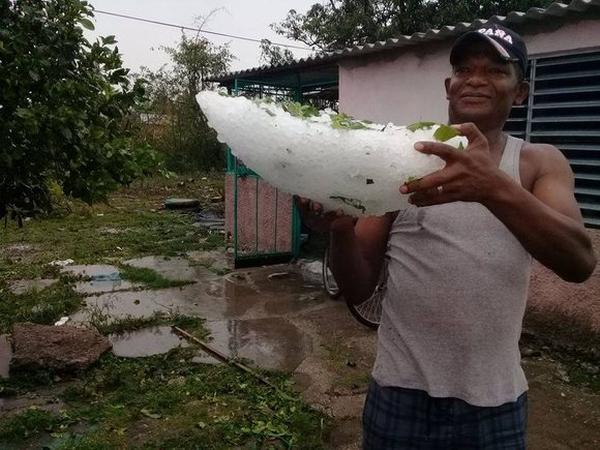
{"left": 322, "top": 244, "right": 387, "bottom": 329}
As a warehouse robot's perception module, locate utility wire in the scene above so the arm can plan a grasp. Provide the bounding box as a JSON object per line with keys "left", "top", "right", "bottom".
{"left": 93, "top": 9, "right": 313, "bottom": 51}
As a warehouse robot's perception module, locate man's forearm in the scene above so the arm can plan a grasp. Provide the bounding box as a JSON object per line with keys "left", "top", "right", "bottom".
{"left": 329, "top": 227, "right": 381, "bottom": 304}
{"left": 485, "top": 176, "right": 596, "bottom": 282}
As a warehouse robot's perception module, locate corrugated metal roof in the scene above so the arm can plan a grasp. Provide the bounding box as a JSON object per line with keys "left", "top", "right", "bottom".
{"left": 212, "top": 0, "right": 600, "bottom": 83}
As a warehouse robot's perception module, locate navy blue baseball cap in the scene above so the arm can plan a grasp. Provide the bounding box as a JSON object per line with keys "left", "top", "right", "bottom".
{"left": 450, "top": 23, "right": 528, "bottom": 76}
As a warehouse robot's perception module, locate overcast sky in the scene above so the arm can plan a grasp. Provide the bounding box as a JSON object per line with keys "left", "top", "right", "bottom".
{"left": 87, "top": 0, "right": 318, "bottom": 74}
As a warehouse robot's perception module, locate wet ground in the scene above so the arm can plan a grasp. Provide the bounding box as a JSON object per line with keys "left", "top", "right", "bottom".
{"left": 4, "top": 253, "right": 600, "bottom": 449}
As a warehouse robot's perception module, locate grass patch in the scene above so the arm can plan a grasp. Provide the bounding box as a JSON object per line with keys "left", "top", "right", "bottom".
{"left": 119, "top": 265, "right": 192, "bottom": 290}
{"left": 0, "top": 173, "right": 225, "bottom": 283}
{"left": 87, "top": 305, "right": 209, "bottom": 338}
{"left": 0, "top": 279, "right": 83, "bottom": 334}
{"left": 1, "top": 349, "right": 330, "bottom": 449}
{"left": 0, "top": 408, "right": 67, "bottom": 443}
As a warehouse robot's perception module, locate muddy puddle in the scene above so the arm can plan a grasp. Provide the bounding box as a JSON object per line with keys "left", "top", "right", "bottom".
{"left": 192, "top": 317, "right": 312, "bottom": 371}
{"left": 110, "top": 326, "right": 189, "bottom": 358}
{"left": 71, "top": 265, "right": 328, "bottom": 324}
{"left": 123, "top": 256, "right": 215, "bottom": 282}
{"left": 62, "top": 264, "right": 141, "bottom": 294}
{"left": 108, "top": 317, "right": 311, "bottom": 372}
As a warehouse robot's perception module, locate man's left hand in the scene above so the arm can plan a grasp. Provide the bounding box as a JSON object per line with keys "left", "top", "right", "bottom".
{"left": 400, "top": 122, "right": 506, "bottom": 207}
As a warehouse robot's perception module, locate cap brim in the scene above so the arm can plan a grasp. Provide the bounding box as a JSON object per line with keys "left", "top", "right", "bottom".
{"left": 450, "top": 32, "right": 513, "bottom": 63}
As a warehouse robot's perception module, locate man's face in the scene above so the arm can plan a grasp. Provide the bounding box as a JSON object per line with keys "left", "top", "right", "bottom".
{"left": 445, "top": 42, "right": 528, "bottom": 131}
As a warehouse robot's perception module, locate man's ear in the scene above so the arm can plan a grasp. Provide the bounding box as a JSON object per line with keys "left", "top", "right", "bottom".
{"left": 513, "top": 80, "right": 529, "bottom": 106}
{"left": 444, "top": 78, "right": 451, "bottom": 100}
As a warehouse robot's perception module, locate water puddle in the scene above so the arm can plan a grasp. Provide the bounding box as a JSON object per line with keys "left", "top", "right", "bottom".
{"left": 110, "top": 326, "right": 189, "bottom": 358}
{"left": 192, "top": 317, "right": 312, "bottom": 372}
{"left": 123, "top": 256, "right": 216, "bottom": 282}
{"left": 62, "top": 264, "right": 121, "bottom": 280}
{"left": 62, "top": 264, "right": 141, "bottom": 294}
{"left": 72, "top": 265, "right": 327, "bottom": 324}
{"left": 187, "top": 249, "right": 230, "bottom": 273}
{"left": 0, "top": 335, "right": 11, "bottom": 378}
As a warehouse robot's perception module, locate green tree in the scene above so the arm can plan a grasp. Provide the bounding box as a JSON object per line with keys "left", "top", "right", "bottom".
{"left": 259, "top": 39, "right": 295, "bottom": 66}
{"left": 0, "top": 0, "right": 157, "bottom": 224}
{"left": 138, "top": 24, "right": 233, "bottom": 172}
{"left": 273, "top": 0, "right": 555, "bottom": 52}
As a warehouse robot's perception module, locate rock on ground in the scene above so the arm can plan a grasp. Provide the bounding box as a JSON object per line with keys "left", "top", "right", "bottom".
{"left": 11, "top": 323, "right": 111, "bottom": 372}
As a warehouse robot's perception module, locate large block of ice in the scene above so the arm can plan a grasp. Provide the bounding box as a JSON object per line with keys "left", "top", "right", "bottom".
{"left": 197, "top": 91, "right": 467, "bottom": 216}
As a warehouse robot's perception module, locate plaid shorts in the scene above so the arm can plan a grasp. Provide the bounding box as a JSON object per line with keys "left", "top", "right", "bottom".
{"left": 363, "top": 380, "right": 527, "bottom": 449}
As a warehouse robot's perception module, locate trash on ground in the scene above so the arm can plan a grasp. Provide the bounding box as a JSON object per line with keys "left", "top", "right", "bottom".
{"left": 54, "top": 316, "right": 70, "bottom": 326}
{"left": 49, "top": 259, "right": 75, "bottom": 267}
{"left": 164, "top": 198, "right": 200, "bottom": 209}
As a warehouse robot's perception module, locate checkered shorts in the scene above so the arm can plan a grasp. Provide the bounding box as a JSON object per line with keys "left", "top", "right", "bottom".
{"left": 363, "top": 380, "right": 527, "bottom": 449}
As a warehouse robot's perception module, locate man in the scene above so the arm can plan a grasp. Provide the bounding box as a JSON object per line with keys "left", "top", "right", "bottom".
{"left": 297, "top": 23, "right": 596, "bottom": 449}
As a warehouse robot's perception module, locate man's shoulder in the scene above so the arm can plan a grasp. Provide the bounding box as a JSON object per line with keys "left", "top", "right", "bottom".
{"left": 520, "top": 140, "right": 572, "bottom": 181}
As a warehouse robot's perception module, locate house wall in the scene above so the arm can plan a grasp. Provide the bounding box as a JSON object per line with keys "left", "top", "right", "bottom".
{"left": 339, "top": 19, "right": 600, "bottom": 124}
{"left": 338, "top": 18, "right": 600, "bottom": 341}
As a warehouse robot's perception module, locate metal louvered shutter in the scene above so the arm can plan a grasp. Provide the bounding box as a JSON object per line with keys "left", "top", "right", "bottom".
{"left": 506, "top": 50, "right": 600, "bottom": 228}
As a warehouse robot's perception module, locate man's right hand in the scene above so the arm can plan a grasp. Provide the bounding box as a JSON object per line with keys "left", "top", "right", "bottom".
{"left": 294, "top": 196, "right": 356, "bottom": 233}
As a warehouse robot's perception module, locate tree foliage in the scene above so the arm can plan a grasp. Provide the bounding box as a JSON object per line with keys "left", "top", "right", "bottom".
{"left": 273, "top": 0, "right": 556, "bottom": 52}
{"left": 259, "top": 39, "right": 295, "bottom": 66}
{"left": 0, "top": 0, "right": 159, "bottom": 223}
{"left": 137, "top": 25, "right": 233, "bottom": 172}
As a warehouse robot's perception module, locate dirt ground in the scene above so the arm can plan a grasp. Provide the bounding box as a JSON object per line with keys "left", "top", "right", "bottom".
{"left": 287, "top": 298, "right": 600, "bottom": 449}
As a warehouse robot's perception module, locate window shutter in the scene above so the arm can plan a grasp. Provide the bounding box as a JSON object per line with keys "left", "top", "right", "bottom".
{"left": 506, "top": 51, "right": 600, "bottom": 228}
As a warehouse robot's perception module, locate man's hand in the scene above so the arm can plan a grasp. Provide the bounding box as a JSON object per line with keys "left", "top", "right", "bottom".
{"left": 400, "top": 122, "right": 505, "bottom": 207}
{"left": 294, "top": 196, "right": 356, "bottom": 233}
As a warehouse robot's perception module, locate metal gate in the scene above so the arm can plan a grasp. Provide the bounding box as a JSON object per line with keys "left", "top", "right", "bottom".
{"left": 224, "top": 77, "right": 339, "bottom": 266}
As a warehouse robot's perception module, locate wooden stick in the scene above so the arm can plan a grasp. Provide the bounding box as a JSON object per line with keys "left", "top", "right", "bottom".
{"left": 172, "top": 326, "right": 280, "bottom": 390}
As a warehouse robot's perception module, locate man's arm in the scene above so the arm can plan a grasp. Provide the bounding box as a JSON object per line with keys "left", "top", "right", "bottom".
{"left": 329, "top": 213, "right": 395, "bottom": 304}
{"left": 403, "top": 123, "right": 596, "bottom": 282}
{"left": 483, "top": 144, "right": 596, "bottom": 282}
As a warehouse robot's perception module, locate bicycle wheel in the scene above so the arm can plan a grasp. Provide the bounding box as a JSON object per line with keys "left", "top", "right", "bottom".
{"left": 322, "top": 245, "right": 343, "bottom": 299}
{"left": 347, "top": 283, "right": 384, "bottom": 329}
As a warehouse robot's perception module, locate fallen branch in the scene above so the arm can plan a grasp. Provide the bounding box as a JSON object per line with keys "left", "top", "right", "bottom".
{"left": 172, "top": 325, "right": 280, "bottom": 391}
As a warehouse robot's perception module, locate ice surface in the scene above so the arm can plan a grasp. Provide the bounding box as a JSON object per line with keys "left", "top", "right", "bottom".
{"left": 197, "top": 91, "right": 467, "bottom": 216}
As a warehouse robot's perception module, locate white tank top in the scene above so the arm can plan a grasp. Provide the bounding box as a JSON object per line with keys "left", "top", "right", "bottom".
{"left": 372, "top": 135, "right": 532, "bottom": 407}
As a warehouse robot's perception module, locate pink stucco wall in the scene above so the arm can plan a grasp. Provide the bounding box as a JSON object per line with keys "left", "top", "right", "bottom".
{"left": 338, "top": 19, "right": 600, "bottom": 340}
{"left": 527, "top": 233, "right": 600, "bottom": 345}
{"left": 339, "top": 19, "right": 600, "bottom": 124}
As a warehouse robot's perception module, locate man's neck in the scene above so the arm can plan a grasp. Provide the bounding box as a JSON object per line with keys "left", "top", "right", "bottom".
{"left": 482, "top": 128, "right": 507, "bottom": 158}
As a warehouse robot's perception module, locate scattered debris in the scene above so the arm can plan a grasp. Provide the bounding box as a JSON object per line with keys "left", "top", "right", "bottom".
{"left": 174, "top": 326, "right": 282, "bottom": 393}
{"left": 556, "top": 367, "right": 571, "bottom": 383}
{"left": 164, "top": 198, "right": 200, "bottom": 209}
{"left": 49, "top": 259, "right": 75, "bottom": 267}
{"left": 268, "top": 272, "right": 290, "bottom": 280}
{"left": 297, "top": 259, "right": 324, "bottom": 285}
{"left": 140, "top": 408, "right": 162, "bottom": 419}
{"left": 54, "top": 316, "right": 70, "bottom": 326}
{"left": 192, "top": 210, "right": 225, "bottom": 230}
{"left": 521, "top": 347, "right": 542, "bottom": 358}
{"left": 581, "top": 362, "right": 600, "bottom": 375}
{"left": 11, "top": 323, "right": 111, "bottom": 371}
